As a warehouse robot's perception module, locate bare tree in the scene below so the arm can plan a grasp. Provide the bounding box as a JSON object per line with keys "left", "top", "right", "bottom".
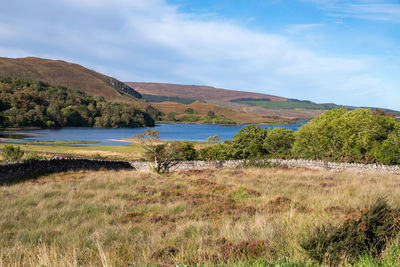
{"left": 135, "top": 129, "right": 186, "bottom": 173}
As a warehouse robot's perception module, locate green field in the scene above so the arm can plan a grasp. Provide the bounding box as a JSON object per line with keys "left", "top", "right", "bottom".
{"left": 231, "top": 98, "right": 343, "bottom": 110}
{"left": 142, "top": 94, "right": 197, "bottom": 104}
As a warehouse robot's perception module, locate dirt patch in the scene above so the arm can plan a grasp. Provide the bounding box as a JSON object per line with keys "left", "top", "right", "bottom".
{"left": 324, "top": 206, "right": 343, "bottom": 213}
{"left": 192, "top": 239, "right": 270, "bottom": 264}
{"left": 232, "top": 206, "right": 257, "bottom": 221}
{"left": 319, "top": 182, "right": 335, "bottom": 188}
{"left": 217, "top": 239, "right": 270, "bottom": 261}
{"left": 151, "top": 246, "right": 179, "bottom": 259}
{"left": 295, "top": 205, "right": 313, "bottom": 214}
{"left": 120, "top": 212, "right": 145, "bottom": 223}
{"left": 262, "top": 196, "right": 292, "bottom": 213}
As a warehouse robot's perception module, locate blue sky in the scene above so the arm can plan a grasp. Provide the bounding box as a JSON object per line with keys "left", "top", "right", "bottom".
{"left": 0, "top": 0, "right": 399, "bottom": 109}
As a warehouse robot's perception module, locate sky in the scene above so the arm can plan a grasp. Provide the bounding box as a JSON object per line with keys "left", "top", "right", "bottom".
{"left": 0, "top": 0, "right": 399, "bottom": 109}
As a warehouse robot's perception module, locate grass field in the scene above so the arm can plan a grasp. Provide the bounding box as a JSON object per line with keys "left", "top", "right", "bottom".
{"left": 1, "top": 167, "right": 400, "bottom": 266}
{"left": 0, "top": 142, "right": 146, "bottom": 161}
{"left": 231, "top": 99, "right": 342, "bottom": 111}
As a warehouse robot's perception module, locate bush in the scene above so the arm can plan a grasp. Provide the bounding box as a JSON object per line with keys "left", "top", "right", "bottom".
{"left": 263, "top": 128, "right": 295, "bottom": 157}
{"left": 2, "top": 145, "right": 24, "bottom": 163}
{"left": 230, "top": 125, "right": 268, "bottom": 159}
{"left": 301, "top": 197, "right": 400, "bottom": 265}
{"left": 23, "top": 152, "right": 47, "bottom": 161}
{"left": 292, "top": 109, "right": 396, "bottom": 162}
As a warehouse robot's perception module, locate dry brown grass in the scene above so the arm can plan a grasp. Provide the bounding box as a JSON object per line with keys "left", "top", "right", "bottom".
{"left": 0, "top": 57, "right": 143, "bottom": 104}
{"left": 153, "top": 101, "right": 291, "bottom": 125}
{"left": 126, "top": 82, "right": 286, "bottom": 102}
{"left": 1, "top": 168, "right": 400, "bottom": 266}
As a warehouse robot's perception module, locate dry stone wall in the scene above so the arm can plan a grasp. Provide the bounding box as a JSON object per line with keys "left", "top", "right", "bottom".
{"left": 2, "top": 158, "right": 400, "bottom": 183}
{"left": 0, "top": 158, "right": 133, "bottom": 183}
{"left": 131, "top": 159, "right": 400, "bottom": 174}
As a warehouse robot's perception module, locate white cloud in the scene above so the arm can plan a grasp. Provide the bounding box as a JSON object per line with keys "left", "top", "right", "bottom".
{"left": 0, "top": 0, "right": 398, "bottom": 109}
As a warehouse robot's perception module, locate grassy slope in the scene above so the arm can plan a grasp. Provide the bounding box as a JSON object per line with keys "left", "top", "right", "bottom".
{"left": 0, "top": 57, "right": 142, "bottom": 103}
{"left": 126, "top": 82, "right": 286, "bottom": 102}
{"left": 233, "top": 99, "right": 342, "bottom": 110}
{"left": 153, "top": 101, "right": 293, "bottom": 125}
{"left": 1, "top": 168, "right": 400, "bottom": 266}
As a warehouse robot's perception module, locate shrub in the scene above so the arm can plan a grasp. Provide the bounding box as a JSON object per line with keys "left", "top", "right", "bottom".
{"left": 263, "top": 128, "right": 295, "bottom": 157}
{"left": 2, "top": 145, "right": 24, "bottom": 163}
{"left": 230, "top": 125, "right": 268, "bottom": 159}
{"left": 292, "top": 109, "right": 396, "bottom": 162}
{"left": 301, "top": 197, "right": 400, "bottom": 265}
{"left": 23, "top": 152, "right": 47, "bottom": 161}
{"left": 199, "top": 142, "right": 233, "bottom": 161}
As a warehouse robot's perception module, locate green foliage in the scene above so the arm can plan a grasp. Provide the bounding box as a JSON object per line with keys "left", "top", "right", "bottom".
{"left": 292, "top": 109, "right": 396, "bottom": 162}
{"left": 199, "top": 142, "right": 234, "bottom": 161}
{"left": 230, "top": 125, "right": 268, "bottom": 159}
{"left": 2, "top": 145, "right": 24, "bottom": 163}
{"left": 0, "top": 78, "right": 155, "bottom": 128}
{"left": 263, "top": 128, "right": 295, "bottom": 157}
{"left": 373, "top": 124, "right": 400, "bottom": 165}
{"left": 141, "top": 94, "right": 196, "bottom": 104}
{"left": 184, "top": 108, "right": 196, "bottom": 114}
{"left": 206, "top": 135, "right": 222, "bottom": 143}
{"left": 180, "top": 141, "right": 197, "bottom": 160}
{"left": 22, "top": 152, "right": 47, "bottom": 161}
{"left": 136, "top": 130, "right": 197, "bottom": 173}
{"left": 301, "top": 197, "right": 400, "bottom": 265}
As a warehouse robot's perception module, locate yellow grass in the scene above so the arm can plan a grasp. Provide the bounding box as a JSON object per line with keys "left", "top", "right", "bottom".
{"left": 1, "top": 168, "right": 400, "bottom": 266}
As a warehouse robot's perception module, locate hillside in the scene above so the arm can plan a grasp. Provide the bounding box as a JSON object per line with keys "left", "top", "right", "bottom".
{"left": 0, "top": 57, "right": 294, "bottom": 124}
{"left": 127, "top": 82, "right": 399, "bottom": 120}
{"left": 126, "top": 82, "right": 329, "bottom": 120}
{"left": 152, "top": 101, "right": 291, "bottom": 125}
{"left": 126, "top": 82, "right": 286, "bottom": 102}
{"left": 0, "top": 57, "right": 142, "bottom": 103}
{"left": 0, "top": 78, "right": 154, "bottom": 128}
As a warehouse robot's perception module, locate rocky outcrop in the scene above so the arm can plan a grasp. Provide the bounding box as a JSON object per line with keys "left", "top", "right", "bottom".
{"left": 103, "top": 77, "right": 142, "bottom": 99}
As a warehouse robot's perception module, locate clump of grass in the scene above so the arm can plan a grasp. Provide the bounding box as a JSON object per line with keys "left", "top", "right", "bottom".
{"left": 301, "top": 197, "right": 400, "bottom": 265}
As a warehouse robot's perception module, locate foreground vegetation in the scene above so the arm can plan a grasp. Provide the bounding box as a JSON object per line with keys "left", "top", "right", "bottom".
{"left": 0, "top": 78, "right": 155, "bottom": 128}
{"left": 201, "top": 108, "right": 400, "bottom": 165}
{"left": 1, "top": 168, "right": 400, "bottom": 266}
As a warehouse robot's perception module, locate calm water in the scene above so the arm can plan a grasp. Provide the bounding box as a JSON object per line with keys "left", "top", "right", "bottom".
{"left": 0, "top": 122, "right": 306, "bottom": 146}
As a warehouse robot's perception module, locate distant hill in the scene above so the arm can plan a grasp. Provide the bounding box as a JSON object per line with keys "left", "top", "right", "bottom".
{"left": 0, "top": 57, "right": 142, "bottom": 103}
{"left": 127, "top": 82, "right": 399, "bottom": 120}
{"left": 126, "top": 82, "right": 286, "bottom": 102}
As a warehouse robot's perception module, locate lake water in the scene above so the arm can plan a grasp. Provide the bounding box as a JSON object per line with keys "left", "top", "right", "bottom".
{"left": 0, "top": 122, "right": 306, "bottom": 146}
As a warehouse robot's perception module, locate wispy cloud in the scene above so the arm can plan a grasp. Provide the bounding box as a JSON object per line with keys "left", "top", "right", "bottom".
{"left": 304, "top": 0, "right": 400, "bottom": 23}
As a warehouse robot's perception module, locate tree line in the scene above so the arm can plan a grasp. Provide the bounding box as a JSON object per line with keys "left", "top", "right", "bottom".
{"left": 0, "top": 78, "right": 155, "bottom": 128}
{"left": 146, "top": 108, "right": 400, "bottom": 168}
{"left": 199, "top": 108, "right": 400, "bottom": 165}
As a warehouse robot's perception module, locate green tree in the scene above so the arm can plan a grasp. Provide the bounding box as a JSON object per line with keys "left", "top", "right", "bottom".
{"left": 230, "top": 125, "right": 268, "bottom": 159}
{"left": 263, "top": 127, "right": 295, "bottom": 157}
{"left": 292, "top": 109, "right": 396, "bottom": 162}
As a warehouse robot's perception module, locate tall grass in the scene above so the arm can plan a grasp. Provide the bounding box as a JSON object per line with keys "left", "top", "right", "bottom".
{"left": 1, "top": 168, "right": 400, "bottom": 266}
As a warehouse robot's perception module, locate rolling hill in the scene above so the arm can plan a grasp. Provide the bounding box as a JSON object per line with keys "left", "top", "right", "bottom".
{"left": 127, "top": 82, "right": 399, "bottom": 120}
{"left": 126, "top": 82, "right": 286, "bottom": 102}
{"left": 0, "top": 57, "right": 294, "bottom": 125}
{"left": 126, "top": 82, "right": 329, "bottom": 120}
{"left": 0, "top": 57, "right": 142, "bottom": 103}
